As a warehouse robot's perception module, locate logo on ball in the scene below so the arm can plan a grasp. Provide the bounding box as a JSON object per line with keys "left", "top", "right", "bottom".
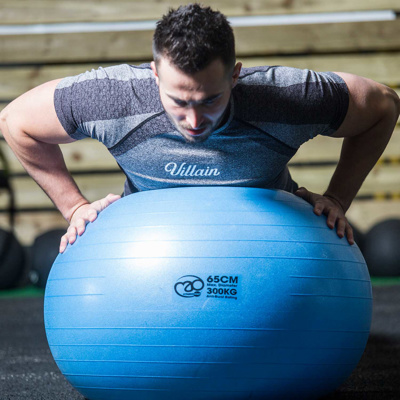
{"left": 174, "top": 275, "right": 204, "bottom": 298}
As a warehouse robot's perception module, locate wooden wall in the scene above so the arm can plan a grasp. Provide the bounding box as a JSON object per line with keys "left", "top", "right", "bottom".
{"left": 0, "top": 0, "right": 399, "bottom": 244}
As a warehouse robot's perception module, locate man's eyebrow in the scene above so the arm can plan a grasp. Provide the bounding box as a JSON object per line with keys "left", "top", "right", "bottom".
{"left": 166, "top": 93, "right": 223, "bottom": 103}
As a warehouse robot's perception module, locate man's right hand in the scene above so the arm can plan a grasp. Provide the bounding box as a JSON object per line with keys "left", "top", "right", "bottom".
{"left": 59, "top": 193, "right": 121, "bottom": 253}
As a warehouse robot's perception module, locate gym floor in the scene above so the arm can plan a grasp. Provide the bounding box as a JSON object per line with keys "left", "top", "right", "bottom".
{"left": 1, "top": 280, "right": 399, "bottom": 400}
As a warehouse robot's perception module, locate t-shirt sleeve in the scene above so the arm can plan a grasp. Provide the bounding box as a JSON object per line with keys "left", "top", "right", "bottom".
{"left": 53, "top": 63, "right": 161, "bottom": 147}
{"left": 234, "top": 66, "right": 350, "bottom": 149}
{"left": 53, "top": 67, "right": 115, "bottom": 140}
{"left": 317, "top": 71, "right": 349, "bottom": 135}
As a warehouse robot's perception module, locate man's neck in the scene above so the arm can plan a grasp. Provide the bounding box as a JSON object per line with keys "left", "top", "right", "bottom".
{"left": 215, "top": 98, "right": 231, "bottom": 131}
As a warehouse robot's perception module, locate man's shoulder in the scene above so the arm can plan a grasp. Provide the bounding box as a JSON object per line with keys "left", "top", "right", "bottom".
{"left": 55, "top": 62, "right": 160, "bottom": 110}
{"left": 237, "top": 65, "right": 346, "bottom": 90}
{"left": 103, "top": 63, "right": 154, "bottom": 82}
{"left": 56, "top": 63, "right": 155, "bottom": 89}
{"left": 54, "top": 63, "right": 163, "bottom": 142}
{"left": 232, "top": 65, "right": 349, "bottom": 143}
{"left": 238, "top": 65, "right": 314, "bottom": 88}
{"left": 233, "top": 65, "right": 312, "bottom": 120}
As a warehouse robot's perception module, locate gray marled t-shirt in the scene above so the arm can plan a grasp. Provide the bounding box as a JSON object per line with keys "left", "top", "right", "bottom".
{"left": 54, "top": 63, "right": 349, "bottom": 195}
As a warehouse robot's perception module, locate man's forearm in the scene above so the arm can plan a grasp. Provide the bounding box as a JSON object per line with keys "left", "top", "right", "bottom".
{"left": 325, "top": 105, "right": 398, "bottom": 212}
{"left": 0, "top": 117, "right": 88, "bottom": 222}
{"left": 29, "top": 149, "right": 90, "bottom": 223}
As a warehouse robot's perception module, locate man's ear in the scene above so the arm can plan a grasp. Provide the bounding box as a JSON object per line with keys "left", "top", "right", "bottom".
{"left": 151, "top": 61, "right": 160, "bottom": 86}
{"left": 231, "top": 62, "right": 242, "bottom": 88}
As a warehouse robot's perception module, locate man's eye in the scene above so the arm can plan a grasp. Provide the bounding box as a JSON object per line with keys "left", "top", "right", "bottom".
{"left": 203, "top": 99, "right": 216, "bottom": 105}
{"left": 174, "top": 100, "right": 187, "bottom": 107}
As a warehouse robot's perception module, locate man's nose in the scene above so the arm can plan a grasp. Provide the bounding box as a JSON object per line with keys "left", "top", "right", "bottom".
{"left": 186, "top": 106, "right": 204, "bottom": 129}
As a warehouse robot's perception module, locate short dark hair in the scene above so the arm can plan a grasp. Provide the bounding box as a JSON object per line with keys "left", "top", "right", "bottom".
{"left": 153, "top": 3, "right": 235, "bottom": 74}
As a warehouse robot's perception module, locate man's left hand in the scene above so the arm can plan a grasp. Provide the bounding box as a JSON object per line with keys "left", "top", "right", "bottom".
{"left": 295, "top": 187, "right": 355, "bottom": 245}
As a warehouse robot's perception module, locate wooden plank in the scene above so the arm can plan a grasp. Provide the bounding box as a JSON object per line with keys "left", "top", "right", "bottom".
{"left": 3, "top": 173, "right": 126, "bottom": 210}
{"left": 0, "top": 31, "right": 154, "bottom": 64}
{"left": 0, "top": 63, "right": 118, "bottom": 100}
{"left": 0, "top": 138, "right": 119, "bottom": 172}
{"left": 1, "top": 19, "right": 400, "bottom": 64}
{"left": 0, "top": 212, "right": 67, "bottom": 246}
{"left": 234, "top": 19, "right": 400, "bottom": 57}
{"left": 1, "top": 53, "right": 400, "bottom": 101}
{"left": 290, "top": 163, "right": 400, "bottom": 196}
{"left": 346, "top": 200, "right": 400, "bottom": 233}
{"left": 240, "top": 53, "right": 400, "bottom": 87}
{"left": 60, "top": 140, "right": 120, "bottom": 171}
{"left": 1, "top": 1, "right": 399, "bottom": 25}
{"left": 292, "top": 136, "right": 344, "bottom": 163}
{"left": 292, "top": 126, "right": 400, "bottom": 162}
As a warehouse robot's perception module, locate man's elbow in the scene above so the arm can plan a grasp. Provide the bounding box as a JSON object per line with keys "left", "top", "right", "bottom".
{"left": 382, "top": 86, "right": 400, "bottom": 122}
{"left": 0, "top": 107, "right": 9, "bottom": 137}
{"left": 0, "top": 103, "right": 23, "bottom": 143}
{"left": 393, "top": 88, "right": 400, "bottom": 118}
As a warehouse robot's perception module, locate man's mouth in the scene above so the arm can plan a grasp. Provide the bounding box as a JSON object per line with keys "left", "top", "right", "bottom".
{"left": 184, "top": 127, "right": 207, "bottom": 136}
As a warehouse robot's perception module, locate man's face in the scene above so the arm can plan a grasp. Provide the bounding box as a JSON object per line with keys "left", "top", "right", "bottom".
{"left": 151, "top": 57, "right": 242, "bottom": 143}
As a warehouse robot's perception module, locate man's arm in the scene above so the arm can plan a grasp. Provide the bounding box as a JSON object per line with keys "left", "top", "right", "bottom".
{"left": 0, "top": 80, "right": 120, "bottom": 252}
{"left": 296, "top": 73, "right": 400, "bottom": 244}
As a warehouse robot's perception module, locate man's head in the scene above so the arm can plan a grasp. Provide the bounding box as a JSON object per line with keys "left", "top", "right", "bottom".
{"left": 153, "top": 3, "right": 235, "bottom": 74}
{"left": 151, "top": 4, "right": 241, "bottom": 143}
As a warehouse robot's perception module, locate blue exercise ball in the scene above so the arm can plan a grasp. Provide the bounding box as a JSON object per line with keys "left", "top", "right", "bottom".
{"left": 44, "top": 187, "right": 372, "bottom": 400}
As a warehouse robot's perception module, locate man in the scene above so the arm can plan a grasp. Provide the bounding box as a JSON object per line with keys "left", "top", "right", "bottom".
{"left": 0, "top": 4, "right": 399, "bottom": 253}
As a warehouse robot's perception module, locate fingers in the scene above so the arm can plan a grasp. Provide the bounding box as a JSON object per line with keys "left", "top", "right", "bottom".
{"left": 346, "top": 224, "right": 355, "bottom": 245}
{"left": 313, "top": 200, "right": 324, "bottom": 216}
{"left": 296, "top": 187, "right": 322, "bottom": 216}
{"left": 106, "top": 193, "right": 121, "bottom": 203}
{"left": 59, "top": 220, "right": 89, "bottom": 253}
{"left": 324, "top": 205, "right": 355, "bottom": 245}
{"left": 59, "top": 234, "right": 69, "bottom": 253}
{"left": 296, "top": 187, "right": 326, "bottom": 217}
{"left": 335, "top": 217, "right": 346, "bottom": 238}
{"left": 333, "top": 217, "right": 355, "bottom": 245}
{"left": 91, "top": 193, "right": 121, "bottom": 213}
{"left": 325, "top": 205, "right": 340, "bottom": 229}
{"left": 59, "top": 225, "right": 78, "bottom": 253}
{"left": 87, "top": 207, "right": 98, "bottom": 222}
{"left": 59, "top": 194, "right": 121, "bottom": 253}
{"left": 295, "top": 187, "right": 311, "bottom": 202}
{"left": 101, "top": 193, "right": 121, "bottom": 209}
{"left": 75, "top": 217, "right": 87, "bottom": 236}
{"left": 296, "top": 187, "right": 355, "bottom": 245}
